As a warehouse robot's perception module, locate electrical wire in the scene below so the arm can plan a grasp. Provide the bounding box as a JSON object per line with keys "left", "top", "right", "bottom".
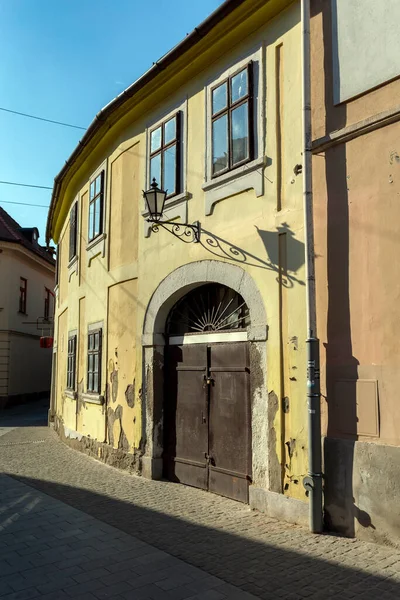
{"left": 0, "top": 180, "right": 52, "bottom": 190}
{"left": 0, "top": 200, "right": 49, "bottom": 208}
{"left": 0, "top": 106, "right": 86, "bottom": 130}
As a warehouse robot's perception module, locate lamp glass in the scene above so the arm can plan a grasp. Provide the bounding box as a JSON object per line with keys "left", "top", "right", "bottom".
{"left": 144, "top": 179, "right": 167, "bottom": 221}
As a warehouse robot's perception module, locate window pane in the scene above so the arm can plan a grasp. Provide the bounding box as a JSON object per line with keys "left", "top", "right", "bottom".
{"left": 164, "top": 117, "right": 176, "bottom": 145}
{"left": 151, "top": 127, "right": 162, "bottom": 152}
{"left": 231, "top": 102, "right": 249, "bottom": 165}
{"left": 212, "top": 82, "right": 227, "bottom": 115}
{"left": 88, "top": 354, "right": 93, "bottom": 372}
{"left": 93, "top": 372, "right": 98, "bottom": 393}
{"left": 94, "top": 353, "right": 98, "bottom": 374}
{"left": 90, "top": 181, "right": 95, "bottom": 200}
{"left": 163, "top": 146, "right": 176, "bottom": 195}
{"left": 95, "top": 174, "right": 102, "bottom": 195}
{"left": 94, "top": 198, "right": 101, "bottom": 237}
{"left": 89, "top": 334, "right": 93, "bottom": 350}
{"left": 88, "top": 372, "right": 93, "bottom": 391}
{"left": 150, "top": 153, "right": 161, "bottom": 187}
{"left": 212, "top": 114, "right": 228, "bottom": 175}
{"left": 89, "top": 203, "right": 94, "bottom": 239}
{"left": 231, "top": 68, "right": 248, "bottom": 104}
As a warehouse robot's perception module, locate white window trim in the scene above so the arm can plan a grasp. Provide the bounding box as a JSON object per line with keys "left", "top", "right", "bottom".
{"left": 203, "top": 46, "right": 265, "bottom": 215}
{"left": 86, "top": 160, "right": 108, "bottom": 254}
{"left": 68, "top": 196, "right": 79, "bottom": 280}
{"left": 143, "top": 99, "right": 188, "bottom": 237}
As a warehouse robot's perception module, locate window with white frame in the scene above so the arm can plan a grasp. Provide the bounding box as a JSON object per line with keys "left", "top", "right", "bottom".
{"left": 204, "top": 49, "right": 263, "bottom": 194}
{"left": 211, "top": 63, "right": 253, "bottom": 176}
{"left": 149, "top": 112, "right": 181, "bottom": 198}
{"left": 88, "top": 170, "right": 105, "bottom": 242}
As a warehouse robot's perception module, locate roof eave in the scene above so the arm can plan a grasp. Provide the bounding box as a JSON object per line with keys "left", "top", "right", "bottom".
{"left": 45, "top": 0, "right": 248, "bottom": 244}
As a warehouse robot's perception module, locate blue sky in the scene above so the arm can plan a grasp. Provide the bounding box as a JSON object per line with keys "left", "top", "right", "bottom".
{"left": 0, "top": 0, "right": 223, "bottom": 244}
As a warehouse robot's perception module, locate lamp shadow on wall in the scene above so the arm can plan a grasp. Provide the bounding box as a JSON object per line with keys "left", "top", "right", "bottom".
{"left": 316, "top": 0, "right": 370, "bottom": 537}
{"left": 200, "top": 221, "right": 305, "bottom": 289}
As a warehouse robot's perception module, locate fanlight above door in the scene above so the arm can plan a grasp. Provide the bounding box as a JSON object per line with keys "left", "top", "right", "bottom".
{"left": 166, "top": 283, "right": 250, "bottom": 336}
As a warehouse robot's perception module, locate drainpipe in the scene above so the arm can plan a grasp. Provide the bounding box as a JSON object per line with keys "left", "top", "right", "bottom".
{"left": 301, "top": 0, "right": 323, "bottom": 533}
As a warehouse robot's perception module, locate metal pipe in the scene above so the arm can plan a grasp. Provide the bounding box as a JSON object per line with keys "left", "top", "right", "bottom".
{"left": 301, "top": 0, "right": 323, "bottom": 533}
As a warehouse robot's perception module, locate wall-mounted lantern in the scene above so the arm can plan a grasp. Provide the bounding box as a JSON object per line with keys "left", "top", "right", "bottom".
{"left": 143, "top": 179, "right": 200, "bottom": 243}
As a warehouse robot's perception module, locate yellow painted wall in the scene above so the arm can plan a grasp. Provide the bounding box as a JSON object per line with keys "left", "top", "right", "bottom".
{"left": 106, "top": 279, "right": 138, "bottom": 451}
{"left": 109, "top": 143, "right": 140, "bottom": 271}
{"left": 51, "top": 0, "right": 308, "bottom": 501}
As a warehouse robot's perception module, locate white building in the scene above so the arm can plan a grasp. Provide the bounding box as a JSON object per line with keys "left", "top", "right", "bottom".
{"left": 0, "top": 207, "right": 55, "bottom": 407}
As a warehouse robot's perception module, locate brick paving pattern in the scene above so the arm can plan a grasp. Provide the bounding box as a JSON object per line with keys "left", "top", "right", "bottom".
{"left": 0, "top": 401, "right": 400, "bottom": 599}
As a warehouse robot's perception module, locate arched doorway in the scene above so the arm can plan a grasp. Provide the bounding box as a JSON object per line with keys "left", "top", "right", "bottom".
{"left": 163, "top": 283, "right": 252, "bottom": 503}
{"left": 141, "top": 261, "right": 270, "bottom": 503}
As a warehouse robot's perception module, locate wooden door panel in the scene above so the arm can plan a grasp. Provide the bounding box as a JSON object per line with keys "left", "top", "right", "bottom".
{"left": 209, "top": 343, "right": 251, "bottom": 502}
{"left": 164, "top": 344, "right": 208, "bottom": 490}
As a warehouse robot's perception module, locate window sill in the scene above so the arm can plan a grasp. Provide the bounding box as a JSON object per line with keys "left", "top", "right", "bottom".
{"left": 203, "top": 156, "right": 266, "bottom": 215}
{"left": 64, "top": 389, "right": 77, "bottom": 400}
{"left": 81, "top": 393, "right": 105, "bottom": 405}
{"left": 86, "top": 233, "right": 107, "bottom": 264}
{"left": 68, "top": 255, "right": 78, "bottom": 280}
{"left": 68, "top": 255, "right": 78, "bottom": 268}
{"left": 87, "top": 232, "right": 106, "bottom": 252}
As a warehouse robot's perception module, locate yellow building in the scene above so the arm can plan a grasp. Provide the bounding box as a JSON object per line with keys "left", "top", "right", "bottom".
{"left": 47, "top": 0, "right": 309, "bottom": 524}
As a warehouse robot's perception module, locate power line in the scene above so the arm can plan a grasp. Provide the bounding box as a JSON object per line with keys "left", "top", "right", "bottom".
{"left": 0, "top": 180, "right": 52, "bottom": 190}
{"left": 0, "top": 200, "right": 49, "bottom": 208}
{"left": 0, "top": 107, "right": 86, "bottom": 131}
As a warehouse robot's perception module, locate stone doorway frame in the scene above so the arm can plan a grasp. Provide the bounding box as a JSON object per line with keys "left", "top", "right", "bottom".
{"left": 141, "top": 260, "right": 275, "bottom": 495}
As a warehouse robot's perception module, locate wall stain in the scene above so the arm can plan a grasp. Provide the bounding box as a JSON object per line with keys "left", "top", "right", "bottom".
{"left": 125, "top": 381, "right": 135, "bottom": 408}
{"left": 107, "top": 405, "right": 123, "bottom": 447}
{"left": 109, "top": 359, "right": 118, "bottom": 404}
{"left": 268, "top": 389, "right": 282, "bottom": 493}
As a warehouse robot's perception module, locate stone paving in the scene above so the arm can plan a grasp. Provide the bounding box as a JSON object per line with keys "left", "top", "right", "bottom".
{"left": 0, "top": 401, "right": 400, "bottom": 599}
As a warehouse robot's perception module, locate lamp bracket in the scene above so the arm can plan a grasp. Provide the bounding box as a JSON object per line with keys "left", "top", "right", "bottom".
{"left": 147, "top": 219, "right": 201, "bottom": 243}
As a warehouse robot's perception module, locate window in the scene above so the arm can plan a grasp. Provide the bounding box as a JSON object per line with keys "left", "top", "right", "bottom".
{"left": 44, "top": 288, "right": 52, "bottom": 321}
{"left": 88, "top": 171, "right": 104, "bottom": 242}
{"left": 67, "top": 335, "right": 77, "bottom": 390}
{"left": 149, "top": 113, "right": 181, "bottom": 197}
{"left": 19, "top": 278, "right": 27, "bottom": 314}
{"left": 211, "top": 63, "right": 253, "bottom": 176}
{"left": 69, "top": 202, "right": 78, "bottom": 261}
{"left": 87, "top": 329, "right": 102, "bottom": 393}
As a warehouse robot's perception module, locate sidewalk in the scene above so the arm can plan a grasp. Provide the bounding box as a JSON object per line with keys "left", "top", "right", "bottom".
{"left": 0, "top": 474, "right": 256, "bottom": 600}
{"left": 0, "top": 405, "right": 399, "bottom": 599}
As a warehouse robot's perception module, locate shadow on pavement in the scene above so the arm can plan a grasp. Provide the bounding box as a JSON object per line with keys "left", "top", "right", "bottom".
{"left": 5, "top": 474, "right": 400, "bottom": 600}
{"left": 0, "top": 398, "right": 49, "bottom": 429}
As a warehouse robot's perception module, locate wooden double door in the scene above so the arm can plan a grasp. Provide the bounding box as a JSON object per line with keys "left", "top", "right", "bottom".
{"left": 163, "top": 342, "right": 252, "bottom": 503}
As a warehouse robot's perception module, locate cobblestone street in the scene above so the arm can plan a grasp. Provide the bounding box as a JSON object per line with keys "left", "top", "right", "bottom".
{"left": 0, "top": 401, "right": 400, "bottom": 599}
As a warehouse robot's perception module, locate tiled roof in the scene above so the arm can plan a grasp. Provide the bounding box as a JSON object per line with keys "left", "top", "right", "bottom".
{"left": 0, "top": 207, "right": 55, "bottom": 266}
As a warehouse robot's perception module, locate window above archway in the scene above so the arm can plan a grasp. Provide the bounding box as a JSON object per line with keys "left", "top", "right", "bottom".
{"left": 166, "top": 283, "right": 250, "bottom": 336}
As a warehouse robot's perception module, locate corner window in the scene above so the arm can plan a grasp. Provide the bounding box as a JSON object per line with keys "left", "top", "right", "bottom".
{"left": 19, "top": 277, "right": 27, "bottom": 314}
{"left": 211, "top": 63, "right": 253, "bottom": 177}
{"left": 88, "top": 171, "right": 104, "bottom": 242}
{"left": 87, "top": 329, "right": 102, "bottom": 393}
{"left": 67, "top": 335, "right": 77, "bottom": 390}
{"left": 69, "top": 201, "right": 78, "bottom": 261}
{"left": 149, "top": 113, "right": 181, "bottom": 197}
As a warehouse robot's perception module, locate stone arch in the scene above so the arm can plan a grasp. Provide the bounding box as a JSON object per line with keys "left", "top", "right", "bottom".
{"left": 141, "top": 260, "right": 273, "bottom": 495}
{"left": 143, "top": 260, "right": 267, "bottom": 344}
